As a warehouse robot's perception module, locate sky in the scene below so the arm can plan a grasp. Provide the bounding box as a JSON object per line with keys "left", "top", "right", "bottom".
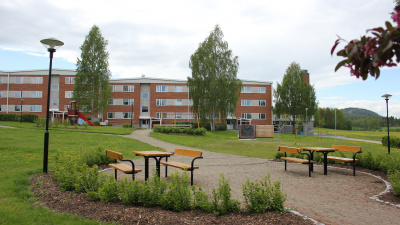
{"left": 0, "top": 0, "right": 399, "bottom": 117}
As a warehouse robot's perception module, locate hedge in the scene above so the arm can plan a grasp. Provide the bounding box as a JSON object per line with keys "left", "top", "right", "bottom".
{"left": 0, "top": 113, "right": 38, "bottom": 123}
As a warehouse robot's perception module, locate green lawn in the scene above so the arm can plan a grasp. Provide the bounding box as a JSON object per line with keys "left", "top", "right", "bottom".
{"left": 0, "top": 122, "right": 161, "bottom": 224}
{"left": 315, "top": 127, "right": 400, "bottom": 142}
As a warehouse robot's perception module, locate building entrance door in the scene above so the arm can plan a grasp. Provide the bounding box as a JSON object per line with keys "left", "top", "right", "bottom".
{"left": 141, "top": 119, "right": 150, "bottom": 129}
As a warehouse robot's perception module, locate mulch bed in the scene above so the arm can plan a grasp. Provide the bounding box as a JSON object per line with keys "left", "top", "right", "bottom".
{"left": 30, "top": 171, "right": 314, "bottom": 225}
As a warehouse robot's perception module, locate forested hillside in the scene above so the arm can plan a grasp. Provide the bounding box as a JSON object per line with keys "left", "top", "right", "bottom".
{"left": 342, "top": 108, "right": 381, "bottom": 119}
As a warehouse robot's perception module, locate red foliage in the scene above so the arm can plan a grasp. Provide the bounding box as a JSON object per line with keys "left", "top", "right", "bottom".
{"left": 331, "top": 7, "right": 400, "bottom": 80}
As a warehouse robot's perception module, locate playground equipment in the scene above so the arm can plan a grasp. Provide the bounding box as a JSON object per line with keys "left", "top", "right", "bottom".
{"left": 67, "top": 101, "right": 98, "bottom": 126}
{"left": 159, "top": 112, "right": 200, "bottom": 128}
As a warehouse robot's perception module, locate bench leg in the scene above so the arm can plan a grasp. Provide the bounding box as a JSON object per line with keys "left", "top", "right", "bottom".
{"left": 309, "top": 163, "right": 312, "bottom": 177}
{"left": 353, "top": 162, "right": 356, "bottom": 176}
{"left": 284, "top": 160, "right": 287, "bottom": 171}
{"left": 165, "top": 158, "right": 168, "bottom": 178}
{"left": 191, "top": 170, "right": 194, "bottom": 186}
{"left": 114, "top": 169, "right": 117, "bottom": 181}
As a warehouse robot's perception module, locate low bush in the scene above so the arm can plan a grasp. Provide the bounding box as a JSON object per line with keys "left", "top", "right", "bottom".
{"left": 93, "top": 121, "right": 100, "bottom": 126}
{"left": 123, "top": 123, "right": 132, "bottom": 128}
{"left": 215, "top": 123, "right": 227, "bottom": 131}
{"left": 152, "top": 126, "right": 206, "bottom": 135}
{"left": 192, "top": 186, "right": 212, "bottom": 212}
{"left": 211, "top": 174, "right": 240, "bottom": 215}
{"left": 382, "top": 136, "right": 400, "bottom": 148}
{"left": 98, "top": 174, "right": 119, "bottom": 202}
{"left": 118, "top": 178, "right": 143, "bottom": 205}
{"left": 389, "top": 170, "right": 400, "bottom": 196}
{"left": 161, "top": 171, "right": 192, "bottom": 211}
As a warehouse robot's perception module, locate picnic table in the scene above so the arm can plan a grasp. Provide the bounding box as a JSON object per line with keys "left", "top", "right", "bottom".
{"left": 301, "top": 147, "right": 337, "bottom": 175}
{"left": 132, "top": 151, "right": 173, "bottom": 180}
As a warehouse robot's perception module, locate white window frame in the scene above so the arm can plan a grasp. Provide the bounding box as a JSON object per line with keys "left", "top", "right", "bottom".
{"left": 259, "top": 113, "right": 266, "bottom": 120}
{"left": 108, "top": 99, "right": 115, "bottom": 105}
{"left": 107, "top": 112, "right": 115, "bottom": 119}
{"left": 0, "top": 91, "right": 2, "bottom": 97}
{"left": 123, "top": 85, "right": 134, "bottom": 92}
{"left": 51, "top": 98, "right": 59, "bottom": 106}
{"left": 30, "top": 105, "right": 42, "bottom": 112}
{"left": 14, "top": 91, "right": 22, "bottom": 98}
{"left": 15, "top": 77, "right": 22, "bottom": 84}
{"left": 241, "top": 113, "right": 252, "bottom": 119}
{"left": 258, "top": 87, "right": 266, "bottom": 93}
{"left": 156, "top": 85, "right": 167, "bottom": 92}
{"left": 31, "top": 77, "right": 43, "bottom": 84}
{"left": 175, "top": 99, "right": 182, "bottom": 106}
{"left": 123, "top": 99, "right": 134, "bottom": 105}
{"left": 65, "top": 77, "right": 75, "bottom": 84}
{"left": 142, "top": 92, "right": 149, "bottom": 99}
{"left": 259, "top": 100, "right": 266, "bottom": 106}
{"left": 0, "top": 77, "right": 2, "bottom": 83}
{"left": 51, "top": 84, "right": 59, "bottom": 91}
{"left": 156, "top": 99, "right": 167, "bottom": 106}
{"left": 31, "top": 91, "right": 42, "bottom": 98}
{"left": 141, "top": 106, "right": 149, "bottom": 112}
{"left": 112, "top": 85, "right": 117, "bottom": 92}
{"left": 241, "top": 86, "right": 252, "bottom": 93}
{"left": 65, "top": 91, "right": 73, "bottom": 98}
{"left": 241, "top": 100, "right": 251, "bottom": 106}
{"left": 175, "top": 86, "right": 183, "bottom": 92}
{"left": 123, "top": 112, "right": 133, "bottom": 119}
{"left": 14, "top": 105, "right": 21, "bottom": 112}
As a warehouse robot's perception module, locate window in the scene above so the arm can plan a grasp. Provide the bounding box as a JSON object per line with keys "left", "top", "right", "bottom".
{"left": 51, "top": 84, "right": 59, "bottom": 91}
{"left": 65, "top": 77, "right": 75, "bottom": 84}
{"left": 51, "top": 98, "right": 59, "bottom": 106}
{"left": 65, "top": 91, "right": 73, "bottom": 98}
{"left": 241, "top": 100, "right": 251, "bottom": 106}
{"left": 108, "top": 99, "right": 114, "bottom": 105}
{"left": 31, "top": 77, "right": 43, "bottom": 84}
{"left": 175, "top": 86, "right": 183, "bottom": 92}
{"left": 0, "top": 77, "right": 2, "bottom": 83}
{"left": 0, "top": 91, "right": 2, "bottom": 97}
{"left": 141, "top": 106, "right": 149, "bottom": 112}
{"left": 259, "top": 100, "right": 266, "bottom": 106}
{"left": 30, "top": 105, "right": 42, "bottom": 112}
{"left": 156, "top": 112, "right": 166, "bottom": 119}
{"left": 175, "top": 99, "right": 182, "bottom": 106}
{"left": 258, "top": 87, "right": 266, "bottom": 93}
{"left": 123, "top": 85, "right": 134, "bottom": 92}
{"left": 156, "top": 85, "right": 167, "bottom": 92}
{"left": 156, "top": 99, "right": 167, "bottom": 106}
{"left": 142, "top": 92, "right": 149, "bottom": 99}
{"left": 107, "top": 112, "right": 115, "bottom": 119}
{"left": 241, "top": 113, "right": 252, "bottom": 119}
{"left": 123, "top": 112, "right": 132, "bottom": 119}
{"left": 259, "top": 113, "right": 266, "bottom": 120}
{"left": 14, "top": 91, "right": 22, "bottom": 98}
{"left": 241, "top": 86, "right": 252, "bottom": 93}
{"left": 15, "top": 105, "right": 21, "bottom": 112}
{"left": 15, "top": 77, "right": 22, "bottom": 84}
{"left": 123, "top": 99, "right": 134, "bottom": 105}
{"left": 176, "top": 114, "right": 182, "bottom": 119}
{"left": 31, "top": 91, "right": 42, "bottom": 98}
{"left": 112, "top": 85, "right": 116, "bottom": 92}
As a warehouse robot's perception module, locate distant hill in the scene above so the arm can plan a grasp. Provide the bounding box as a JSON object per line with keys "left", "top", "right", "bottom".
{"left": 342, "top": 108, "right": 381, "bottom": 120}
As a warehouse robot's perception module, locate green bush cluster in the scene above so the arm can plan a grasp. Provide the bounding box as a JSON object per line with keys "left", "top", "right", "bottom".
{"left": 153, "top": 126, "right": 206, "bottom": 135}
{"left": 382, "top": 136, "right": 400, "bottom": 148}
{"left": 123, "top": 123, "right": 132, "bottom": 128}
{"left": 201, "top": 123, "right": 227, "bottom": 131}
{"left": 0, "top": 113, "right": 38, "bottom": 122}
{"left": 53, "top": 150, "right": 287, "bottom": 214}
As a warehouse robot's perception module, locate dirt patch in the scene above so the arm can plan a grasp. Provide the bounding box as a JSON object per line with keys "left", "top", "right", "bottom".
{"left": 31, "top": 172, "right": 314, "bottom": 225}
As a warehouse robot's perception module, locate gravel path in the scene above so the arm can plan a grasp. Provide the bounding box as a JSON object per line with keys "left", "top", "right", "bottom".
{"left": 117, "top": 129, "right": 399, "bottom": 225}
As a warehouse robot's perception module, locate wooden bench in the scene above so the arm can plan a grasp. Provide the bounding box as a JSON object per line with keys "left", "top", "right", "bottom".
{"left": 160, "top": 148, "right": 203, "bottom": 185}
{"left": 278, "top": 146, "right": 315, "bottom": 177}
{"left": 106, "top": 149, "right": 142, "bottom": 180}
{"left": 321, "top": 145, "right": 362, "bottom": 176}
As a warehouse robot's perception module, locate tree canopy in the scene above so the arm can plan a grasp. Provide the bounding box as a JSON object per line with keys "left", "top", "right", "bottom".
{"left": 73, "top": 25, "right": 112, "bottom": 118}
{"left": 188, "top": 25, "right": 242, "bottom": 131}
{"left": 273, "top": 62, "right": 317, "bottom": 132}
{"left": 331, "top": 6, "right": 400, "bottom": 80}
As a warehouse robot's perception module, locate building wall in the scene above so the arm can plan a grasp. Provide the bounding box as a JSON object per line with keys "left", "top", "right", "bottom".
{"left": 0, "top": 70, "right": 273, "bottom": 128}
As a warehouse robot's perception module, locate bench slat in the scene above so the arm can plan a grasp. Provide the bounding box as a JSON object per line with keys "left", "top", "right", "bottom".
{"left": 278, "top": 146, "right": 301, "bottom": 154}
{"left": 323, "top": 156, "right": 359, "bottom": 163}
{"left": 332, "top": 145, "right": 361, "bottom": 153}
{"left": 175, "top": 148, "right": 202, "bottom": 157}
{"left": 106, "top": 149, "right": 123, "bottom": 161}
{"left": 108, "top": 163, "right": 142, "bottom": 174}
{"left": 281, "top": 157, "right": 315, "bottom": 164}
{"left": 161, "top": 161, "right": 199, "bottom": 170}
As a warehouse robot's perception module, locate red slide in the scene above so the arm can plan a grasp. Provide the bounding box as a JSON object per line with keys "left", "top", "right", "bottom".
{"left": 77, "top": 112, "right": 99, "bottom": 126}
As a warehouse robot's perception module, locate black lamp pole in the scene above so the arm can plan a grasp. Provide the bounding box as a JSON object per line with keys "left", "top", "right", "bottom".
{"left": 382, "top": 94, "right": 392, "bottom": 154}
{"left": 20, "top": 99, "right": 24, "bottom": 123}
{"left": 41, "top": 38, "right": 64, "bottom": 173}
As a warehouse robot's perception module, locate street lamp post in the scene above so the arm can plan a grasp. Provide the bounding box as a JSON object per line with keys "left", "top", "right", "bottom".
{"left": 305, "top": 108, "right": 308, "bottom": 136}
{"left": 41, "top": 38, "right": 64, "bottom": 173}
{"left": 131, "top": 102, "right": 134, "bottom": 128}
{"left": 20, "top": 99, "right": 24, "bottom": 123}
{"left": 382, "top": 94, "right": 392, "bottom": 154}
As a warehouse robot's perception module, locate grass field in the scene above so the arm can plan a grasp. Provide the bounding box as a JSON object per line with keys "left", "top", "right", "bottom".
{"left": 0, "top": 121, "right": 399, "bottom": 224}
{"left": 314, "top": 127, "right": 400, "bottom": 142}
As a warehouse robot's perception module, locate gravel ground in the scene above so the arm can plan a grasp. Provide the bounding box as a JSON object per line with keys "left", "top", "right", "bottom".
{"left": 116, "top": 129, "right": 400, "bottom": 225}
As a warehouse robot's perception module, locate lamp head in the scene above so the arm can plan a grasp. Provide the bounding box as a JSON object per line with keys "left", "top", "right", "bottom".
{"left": 40, "top": 38, "right": 64, "bottom": 51}
{"left": 381, "top": 94, "right": 392, "bottom": 101}
{"left": 21, "top": 99, "right": 24, "bottom": 102}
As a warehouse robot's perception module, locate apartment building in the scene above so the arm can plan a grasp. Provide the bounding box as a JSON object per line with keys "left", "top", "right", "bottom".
{"left": 0, "top": 69, "right": 272, "bottom": 129}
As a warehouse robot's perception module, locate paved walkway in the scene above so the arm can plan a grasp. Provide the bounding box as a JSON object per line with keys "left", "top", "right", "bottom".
{"left": 313, "top": 133, "right": 381, "bottom": 144}
{"left": 117, "top": 129, "right": 399, "bottom": 225}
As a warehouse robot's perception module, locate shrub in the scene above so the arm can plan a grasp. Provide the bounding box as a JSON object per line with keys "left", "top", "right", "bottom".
{"left": 98, "top": 174, "right": 119, "bottom": 202}
{"left": 211, "top": 174, "right": 240, "bottom": 215}
{"left": 161, "top": 126, "right": 172, "bottom": 133}
{"left": 195, "top": 128, "right": 206, "bottom": 135}
{"left": 107, "top": 123, "right": 113, "bottom": 126}
{"left": 215, "top": 123, "right": 227, "bottom": 131}
{"left": 153, "top": 126, "right": 162, "bottom": 132}
{"left": 93, "top": 121, "right": 100, "bottom": 126}
{"left": 118, "top": 178, "right": 143, "bottom": 205}
{"left": 161, "top": 171, "right": 192, "bottom": 211}
{"left": 191, "top": 186, "right": 212, "bottom": 212}
{"left": 123, "top": 123, "right": 132, "bottom": 128}
{"left": 184, "top": 127, "right": 195, "bottom": 135}
{"left": 34, "top": 118, "right": 42, "bottom": 127}
{"left": 389, "top": 170, "right": 400, "bottom": 196}
{"left": 171, "top": 127, "right": 181, "bottom": 133}
{"left": 382, "top": 136, "right": 400, "bottom": 148}
{"left": 22, "top": 114, "right": 38, "bottom": 123}
{"left": 141, "top": 171, "right": 168, "bottom": 207}
{"left": 62, "top": 119, "right": 69, "bottom": 128}
{"left": 0, "top": 113, "right": 19, "bottom": 121}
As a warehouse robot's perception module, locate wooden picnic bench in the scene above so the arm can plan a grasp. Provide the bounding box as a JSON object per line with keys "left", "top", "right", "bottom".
{"left": 321, "top": 145, "right": 362, "bottom": 176}
{"left": 278, "top": 146, "right": 315, "bottom": 177}
{"left": 160, "top": 148, "right": 203, "bottom": 185}
{"left": 106, "top": 149, "right": 142, "bottom": 180}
